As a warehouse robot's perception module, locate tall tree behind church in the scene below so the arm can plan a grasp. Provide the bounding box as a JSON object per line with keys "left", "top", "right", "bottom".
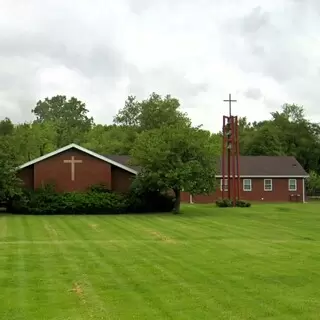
{"left": 113, "top": 93, "right": 191, "bottom": 131}
{"left": 32, "top": 95, "right": 93, "bottom": 147}
{"left": 240, "top": 104, "right": 320, "bottom": 173}
{"left": 112, "top": 92, "right": 221, "bottom": 155}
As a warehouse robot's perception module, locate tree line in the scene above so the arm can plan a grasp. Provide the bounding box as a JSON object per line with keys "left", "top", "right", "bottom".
{"left": 238, "top": 104, "right": 320, "bottom": 194}
{"left": 0, "top": 93, "right": 319, "bottom": 210}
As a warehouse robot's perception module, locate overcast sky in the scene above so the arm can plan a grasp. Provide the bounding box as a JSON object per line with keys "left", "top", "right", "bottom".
{"left": 0, "top": 0, "right": 319, "bottom": 132}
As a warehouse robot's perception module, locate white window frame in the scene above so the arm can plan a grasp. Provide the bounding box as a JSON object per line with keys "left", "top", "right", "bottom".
{"left": 243, "top": 179, "right": 252, "bottom": 192}
{"left": 264, "top": 179, "right": 273, "bottom": 192}
{"left": 288, "top": 179, "right": 297, "bottom": 191}
{"left": 220, "top": 179, "right": 228, "bottom": 191}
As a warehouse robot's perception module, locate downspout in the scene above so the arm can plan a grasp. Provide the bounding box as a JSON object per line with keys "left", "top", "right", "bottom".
{"left": 302, "top": 178, "right": 306, "bottom": 203}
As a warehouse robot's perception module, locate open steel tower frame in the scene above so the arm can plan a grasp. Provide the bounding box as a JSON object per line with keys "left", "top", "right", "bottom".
{"left": 222, "top": 94, "right": 241, "bottom": 206}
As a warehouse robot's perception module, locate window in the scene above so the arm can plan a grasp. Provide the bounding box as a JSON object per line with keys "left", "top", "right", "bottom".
{"left": 288, "top": 179, "right": 297, "bottom": 191}
{"left": 264, "top": 179, "right": 273, "bottom": 191}
{"left": 220, "top": 179, "right": 228, "bottom": 191}
{"left": 243, "top": 179, "right": 252, "bottom": 191}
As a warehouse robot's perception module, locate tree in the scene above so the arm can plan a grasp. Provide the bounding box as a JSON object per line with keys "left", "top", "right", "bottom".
{"left": 113, "top": 95, "right": 141, "bottom": 127}
{"left": 32, "top": 95, "right": 93, "bottom": 147}
{"left": 9, "top": 122, "right": 57, "bottom": 164}
{"left": 243, "top": 122, "right": 285, "bottom": 156}
{"left": 306, "top": 170, "right": 320, "bottom": 195}
{"left": 0, "top": 138, "right": 22, "bottom": 203}
{"left": 83, "top": 124, "right": 138, "bottom": 155}
{"left": 30, "top": 121, "right": 58, "bottom": 156}
{"left": 10, "top": 123, "right": 34, "bottom": 163}
{"left": 271, "top": 103, "right": 305, "bottom": 123}
{"left": 0, "top": 117, "right": 14, "bottom": 136}
{"left": 239, "top": 103, "right": 320, "bottom": 174}
{"left": 114, "top": 93, "right": 191, "bottom": 131}
{"left": 271, "top": 104, "right": 320, "bottom": 172}
{"left": 130, "top": 124, "right": 218, "bottom": 213}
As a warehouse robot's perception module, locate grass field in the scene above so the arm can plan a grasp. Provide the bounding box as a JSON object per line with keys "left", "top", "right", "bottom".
{"left": 0, "top": 203, "right": 320, "bottom": 320}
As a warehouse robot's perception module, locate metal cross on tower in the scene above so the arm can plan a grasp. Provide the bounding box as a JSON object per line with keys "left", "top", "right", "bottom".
{"left": 221, "top": 94, "right": 241, "bottom": 206}
{"left": 223, "top": 93, "right": 237, "bottom": 117}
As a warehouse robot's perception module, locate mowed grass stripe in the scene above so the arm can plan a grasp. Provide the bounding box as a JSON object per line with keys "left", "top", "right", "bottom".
{"left": 138, "top": 212, "right": 265, "bottom": 242}
{"left": 141, "top": 235, "right": 257, "bottom": 317}
{"left": 148, "top": 234, "right": 312, "bottom": 318}
{"left": 130, "top": 236, "right": 231, "bottom": 318}
{"left": 39, "top": 216, "right": 85, "bottom": 320}
{"left": 59, "top": 217, "right": 169, "bottom": 319}
{"left": 63, "top": 216, "right": 200, "bottom": 318}
{"left": 55, "top": 217, "right": 111, "bottom": 319}
{"left": 93, "top": 239, "right": 172, "bottom": 319}
{"left": 1, "top": 217, "right": 25, "bottom": 319}
{"left": 24, "top": 217, "right": 52, "bottom": 319}
{"left": 17, "top": 218, "right": 27, "bottom": 319}
{"left": 181, "top": 205, "right": 320, "bottom": 241}
{"left": 0, "top": 215, "right": 7, "bottom": 239}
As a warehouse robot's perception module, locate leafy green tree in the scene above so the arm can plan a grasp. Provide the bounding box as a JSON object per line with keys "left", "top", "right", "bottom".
{"left": 271, "top": 104, "right": 320, "bottom": 171}
{"left": 32, "top": 95, "right": 93, "bottom": 147}
{"left": 10, "top": 123, "right": 34, "bottom": 163}
{"left": 0, "top": 138, "right": 22, "bottom": 203}
{"left": 306, "top": 171, "right": 320, "bottom": 195}
{"left": 240, "top": 103, "right": 320, "bottom": 174}
{"left": 243, "top": 122, "right": 284, "bottom": 156}
{"left": 131, "top": 124, "right": 218, "bottom": 213}
{"left": 271, "top": 103, "right": 305, "bottom": 123}
{"left": 113, "top": 95, "right": 141, "bottom": 127}
{"left": 114, "top": 92, "right": 191, "bottom": 131}
{"left": 83, "top": 124, "right": 138, "bottom": 155}
{"left": 209, "top": 132, "right": 222, "bottom": 155}
{"left": 0, "top": 117, "right": 14, "bottom": 136}
{"left": 31, "top": 121, "right": 58, "bottom": 156}
{"left": 9, "top": 121, "right": 57, "bottom": 164}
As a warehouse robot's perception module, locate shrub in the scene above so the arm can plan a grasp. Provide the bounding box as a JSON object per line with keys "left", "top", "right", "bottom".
{"left": 8, "top": 181, "right": 175, "bottom": 215}
{"left": 9, "top": 184, "right": 127, "bottom": 215}
{"left": 59, "top": 192, "right": 127, "bottom": 214}
{"left": 216, "top": 198, "right": 251, "bottom": 208}
{"left": 87, "top": 183, "right": 111, "bottom": 193}
{"left": 124, "top": 178, "right": 174, "bottom": 213}
{"left": 216, "top": 198, "right": 233, "bottom": 207}
{"left": 125, "top": 189, "right": 174, "bottom": 213}
{"left": 236, "top": 199, "right": 251, "bottom": 207}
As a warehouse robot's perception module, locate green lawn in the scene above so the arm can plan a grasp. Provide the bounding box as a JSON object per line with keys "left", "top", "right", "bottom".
{"left": 1, "top": 203, "right": 320, "bottom": 320}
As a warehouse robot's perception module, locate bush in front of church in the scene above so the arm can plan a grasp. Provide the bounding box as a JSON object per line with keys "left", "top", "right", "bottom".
{"left": 8, "top": 182, "right": 175, "bottom": 214}
{"left": 125, "top": 178, "right": 175, "bottom": 213}
{"left": 9, "top": 183, "right": 127, "bottom": 215}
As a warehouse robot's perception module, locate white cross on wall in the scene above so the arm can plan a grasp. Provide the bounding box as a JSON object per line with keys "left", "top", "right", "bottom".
{"left": 63, "top": 156, "right": 83, "bottom": 181}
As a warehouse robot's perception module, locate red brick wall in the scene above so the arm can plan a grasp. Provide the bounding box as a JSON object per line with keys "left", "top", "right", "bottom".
{"left": 181, "top": 178, "right": 305, "bottom": 203}
{"left": 192, "top": 194, "right": 216, "bottom": 203}
{"left": 239, "top": 178, "right": 304, "bottom": 202}
{"left": 181, "top": 191, "right": 191, "bottom": 203}
{"left": 111, "top": 166, "right": 135, "bottom": 193}
{"left": 17, "top": 165, "right": 34, "bottom": 189}
{"left": 33, "top": 148, "right": 112, "bottom": 192}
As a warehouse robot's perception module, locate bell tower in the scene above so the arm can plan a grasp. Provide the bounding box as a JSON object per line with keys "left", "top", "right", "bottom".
{"left": 222, "top": 94, "right": 241, "bottom": 206}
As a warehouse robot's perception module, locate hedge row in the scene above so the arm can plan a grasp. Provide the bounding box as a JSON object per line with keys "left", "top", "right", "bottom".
{"left": 216, "top": 198, "right": 251, "bottom": 208}
{"left": 8, "top": 184, "right": 175, "bottom": 215}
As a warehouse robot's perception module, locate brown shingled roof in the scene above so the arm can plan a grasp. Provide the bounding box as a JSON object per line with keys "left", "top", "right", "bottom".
{"left": 216, "top": 156, "right": 308, "bottom": 177}
{"left": 104, "top": 155, "right": 141, "bottom": 172}
{"left": 105, "top": 154, "right": 308, "bottom": 177}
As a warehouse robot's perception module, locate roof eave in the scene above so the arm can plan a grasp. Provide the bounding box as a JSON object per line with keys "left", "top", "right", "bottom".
{"left": 17, "top": 143, "right": 138, "bottom": 175}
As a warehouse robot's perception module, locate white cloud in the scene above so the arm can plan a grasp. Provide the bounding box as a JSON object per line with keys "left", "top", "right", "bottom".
{"left": 0, "top": 0, "right": 320, "bottom": 131}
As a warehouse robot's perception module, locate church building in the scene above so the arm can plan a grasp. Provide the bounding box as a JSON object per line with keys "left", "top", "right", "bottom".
{"left": 17, "top": 143, "right": 309, "bottom": 203}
